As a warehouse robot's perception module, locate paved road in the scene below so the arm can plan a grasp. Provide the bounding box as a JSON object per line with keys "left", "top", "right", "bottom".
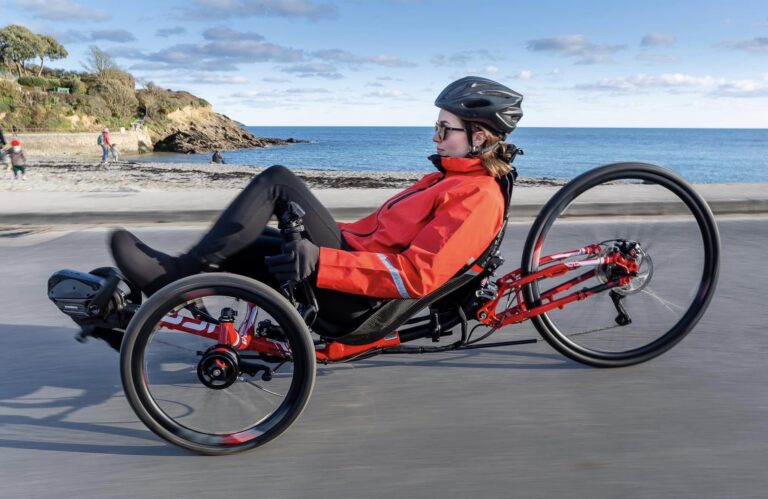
{"left": 1, "top": 218, "right": 766, "bottom": 498}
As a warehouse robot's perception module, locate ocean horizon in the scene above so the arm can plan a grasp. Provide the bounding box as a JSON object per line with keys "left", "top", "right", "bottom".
{"left": 132, "top": 126, "right": 768, "bottom": 183}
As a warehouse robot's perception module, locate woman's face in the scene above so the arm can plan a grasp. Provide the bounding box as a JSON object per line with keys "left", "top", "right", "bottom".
{"left": 433, "top": 109, "right": 485, "bottom": 157}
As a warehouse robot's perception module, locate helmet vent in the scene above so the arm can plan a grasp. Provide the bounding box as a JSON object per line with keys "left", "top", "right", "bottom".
{"left": 464, "top": 98, "right": 491, "bottom": 109}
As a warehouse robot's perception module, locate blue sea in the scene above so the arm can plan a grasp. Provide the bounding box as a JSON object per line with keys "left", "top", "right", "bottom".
{"left": 132, "top": 127, "right": 768, "bottom": 183}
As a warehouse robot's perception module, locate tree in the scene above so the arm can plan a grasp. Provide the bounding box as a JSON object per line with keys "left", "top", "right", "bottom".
{"left": 91, "top": 78, "right": 138, "bottom": 120}
{"left": 0, "top": 25, "right": 40, "bottom": 77}
{"left": 137, "top": 81, "right": 161, "bottom": 118}
{"left": 36, "top": 35, "right": 68, "bottom": 77}
{"left": 81, "top": 45, "right": 115, "bottom": 75}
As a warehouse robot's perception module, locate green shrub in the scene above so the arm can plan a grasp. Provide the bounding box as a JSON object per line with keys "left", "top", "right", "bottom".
{"left": 0, "top": 78, "right": 22, "bottom": 101}
{"left": 90, "top": 78, "right": 139, "bottom": 120}
{"left": 19, "top": 76, "right": 60, "bottom": 90}
{"left": 64, "top": 76, "right": 87, "bottom": 95}
{"left": 100, "top": 68, "right": 135, "bottom": 89}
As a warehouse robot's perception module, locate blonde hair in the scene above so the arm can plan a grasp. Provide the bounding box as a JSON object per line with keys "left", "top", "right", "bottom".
{"left": 471, "top": 124, "right": 514, "bottom": 178}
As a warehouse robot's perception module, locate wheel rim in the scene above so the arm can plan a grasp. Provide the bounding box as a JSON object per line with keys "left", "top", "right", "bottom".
{"left": 127, "top": 281, "right": 313, "bottom": 449}
{"left": 524, "top": 165, "right": 719, "bottom": 362}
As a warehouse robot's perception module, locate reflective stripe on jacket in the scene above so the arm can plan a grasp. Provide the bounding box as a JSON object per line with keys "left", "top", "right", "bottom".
{"left": 316, "top": 156, "right": 504, "bottom": 299}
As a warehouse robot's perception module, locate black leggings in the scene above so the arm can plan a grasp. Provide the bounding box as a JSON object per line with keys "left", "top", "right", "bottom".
{"left": 192, "top": 165, "right": 376, "bottom": 325}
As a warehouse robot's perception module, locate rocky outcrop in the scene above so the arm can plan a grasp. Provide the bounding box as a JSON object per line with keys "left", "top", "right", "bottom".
{"left": 150, "top": 106, "right": 307, "bottom": 154}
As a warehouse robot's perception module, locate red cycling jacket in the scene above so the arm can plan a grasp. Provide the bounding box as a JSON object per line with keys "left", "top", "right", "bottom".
{"left": 316, "top": 156, "right": 505, "bottom": 299}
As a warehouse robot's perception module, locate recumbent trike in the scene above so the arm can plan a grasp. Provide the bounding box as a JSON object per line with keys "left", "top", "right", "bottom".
{"left": 48, "top": 162, "right": 720, "bottom": 455}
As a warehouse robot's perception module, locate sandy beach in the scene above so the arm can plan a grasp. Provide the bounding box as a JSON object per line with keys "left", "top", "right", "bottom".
{"left": 0, "top": 157, "right": 567, "bottom": 192}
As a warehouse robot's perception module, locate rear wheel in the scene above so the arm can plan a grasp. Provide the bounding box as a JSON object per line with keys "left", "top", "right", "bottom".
{"left": 120, "top": 273, "right": 315, "bottom": 454}
{"left": 521, "top": 163, "right": 720, "bottom": 367}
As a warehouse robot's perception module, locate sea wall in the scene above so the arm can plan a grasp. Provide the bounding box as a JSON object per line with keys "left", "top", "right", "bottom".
{"left": 11, "top": 130, "right": 153, "bottom": 157}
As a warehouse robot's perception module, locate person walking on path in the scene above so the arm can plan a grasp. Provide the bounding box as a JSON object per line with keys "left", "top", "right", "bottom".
{"left": 8, "top": 138, "right": 28, "bottom": 180}
{"left": 110, "top": 142, "right": 120, "bottom": 162}
{"left": 98, "top": 128, "right": 112, "bottom": 164}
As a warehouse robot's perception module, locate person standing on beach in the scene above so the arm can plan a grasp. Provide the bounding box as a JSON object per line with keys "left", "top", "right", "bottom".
{"left": 8, "top": 138, "right": 28, "bottom": 180}
{"left": 110, "top": 142, "right": 120, "bottom": 161}
{"left": 110, "top": 76, "right": 523, "bottom": 326}
{"left": 98, "top": 128, "right": 112, "bottom": 164}
{"left": 0, "top": 148, "right": 11, "bottom": 174}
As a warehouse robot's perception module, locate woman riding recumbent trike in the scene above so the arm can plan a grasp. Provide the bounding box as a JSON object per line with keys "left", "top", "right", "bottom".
{"left": 47, "top": 76, "right": 719, "bottom": 455}
{"left": 48, "top": 161, "right": 719, "bottom": 455}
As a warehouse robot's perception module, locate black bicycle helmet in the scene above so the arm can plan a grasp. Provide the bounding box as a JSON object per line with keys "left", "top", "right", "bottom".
{"left": 434, "top": 76, "right": 523, "bottom": 135}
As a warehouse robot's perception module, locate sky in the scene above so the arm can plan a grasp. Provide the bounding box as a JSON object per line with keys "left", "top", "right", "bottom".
{"left": 1, "top": 0, "right": 767, "bottom": 127}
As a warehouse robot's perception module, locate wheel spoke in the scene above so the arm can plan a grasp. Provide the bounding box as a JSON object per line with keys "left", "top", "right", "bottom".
{"left": 246, "top": 380, "right": 284, "bottom": 398}
{"left": 522, "top": 164, "right": 719, "bottom": 366}
{"left": 122, "top": 273, "right": 315, "bottom": 454}
{"left": 639, "top": 286, "right": 686, "bottom": 314}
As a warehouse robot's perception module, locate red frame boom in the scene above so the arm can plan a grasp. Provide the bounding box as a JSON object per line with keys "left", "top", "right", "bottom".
{"left": 157, "top": 242, "right": 638, "bottom": 362}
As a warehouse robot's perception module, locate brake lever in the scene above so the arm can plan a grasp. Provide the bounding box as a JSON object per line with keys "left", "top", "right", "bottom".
{"left": 276, "top": 201, "right": 319, "bottom": 324}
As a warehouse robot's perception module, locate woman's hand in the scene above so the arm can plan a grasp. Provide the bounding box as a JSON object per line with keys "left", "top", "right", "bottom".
{"left": 265, "top": 239, "right": 320, "bottom": 283}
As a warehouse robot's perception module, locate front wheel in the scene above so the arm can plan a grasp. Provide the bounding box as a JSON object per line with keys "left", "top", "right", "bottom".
{"left": 120, "top": 273, "right": 316, "bottom": 455}
{"left": 521, "top": 162, "right": 720, "bottom": 367}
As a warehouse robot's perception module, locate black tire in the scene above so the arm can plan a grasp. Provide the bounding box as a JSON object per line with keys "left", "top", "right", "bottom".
{"left": 120, "top": 273, "right": 316, "bottom": 455}
{"left": 521, "top": 163, "right": 720, "bottom": 367}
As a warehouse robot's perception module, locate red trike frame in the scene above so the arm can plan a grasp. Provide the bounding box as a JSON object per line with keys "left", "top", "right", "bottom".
{"left": 157, "top": 241, "right": 639, "bottom": 363}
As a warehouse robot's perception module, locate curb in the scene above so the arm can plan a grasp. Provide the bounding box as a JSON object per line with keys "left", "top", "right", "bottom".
{"left": 1, "top": 199, "right": 767, "bottom": 226}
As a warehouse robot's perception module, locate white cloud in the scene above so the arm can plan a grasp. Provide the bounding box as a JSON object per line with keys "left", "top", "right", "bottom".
{"left": 641, "top": 32, "right": 676, "bottom": 47}
{"left": 119, "top": 29, "right": 305, "bottom": 71}
{"left": 636, "top": 54, "right": 678, "bottom": 63}
{"left": 513, "top": 70, "right": 533, "bottom": 80}
{"left": 202, "top": 27, "right": 265, "bottom": 41}
{"left": 575, "top": 73, "right": 722, "bottom": 92}
{"left": 156, "top": 27, "right": 186, "bottom": 38}
{"left": 526, "top": 34, "right": 626, "bottom": 64}
{"left": 430, "top": 50, "right": 499, "bottom": 68}
{"left": 188, "top": 74, "right": 249, "bottom": 84}
{"left": 15, "top": 0, "right": 109, "bottom": 21}
{"left": 574, "top": 72, "right": 768, "bottom": 98}
{"left": 365, "top": 89, "right": 405, "bottom": 98}
{"left": 187, "top": 0, "right": 338, "bottom": 20}
{"left": 262, "top": 76, "right": 291, "bottom": 83}
{"left": 280, "top": 63, "right": 343, "bottom": 79}
{"left": 89, "top": 29, "right": 136, "bottom": 43}
{"left": 719, "top": 37, "right": 768, "bottom": 55}
{"left": 314, "top": 49, "right": 417, "bottom": 68}
{"left": 232, "top": 87, "right": 329, "bottom": 98}
{"left": 717, "top": 79, "right": 768, "bottom": 97}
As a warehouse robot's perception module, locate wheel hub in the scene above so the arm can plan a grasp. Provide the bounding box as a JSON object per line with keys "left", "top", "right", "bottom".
{"left": 596, "top": 240, "right": 653, "bottom": 295}
{"left": 197, "top": 346, "right": 239, "bottom": 389}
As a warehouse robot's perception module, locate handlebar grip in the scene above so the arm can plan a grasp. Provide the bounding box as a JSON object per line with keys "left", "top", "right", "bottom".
{"left": 286, "top": 230, "right": 302, "bottom": 241}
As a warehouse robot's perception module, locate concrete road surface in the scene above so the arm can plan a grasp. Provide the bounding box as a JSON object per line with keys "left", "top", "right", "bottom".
{"left": 1, "top": 217, "right": 766, "bottom": 498}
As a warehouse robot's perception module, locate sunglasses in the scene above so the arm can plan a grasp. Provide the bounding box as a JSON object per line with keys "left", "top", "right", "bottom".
{"left": 434, "top": 121, "right": 465, "bottom": 141}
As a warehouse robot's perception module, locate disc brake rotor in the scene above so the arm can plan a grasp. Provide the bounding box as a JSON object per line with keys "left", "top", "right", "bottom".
{"left": 595, "top": 240, "right": 653, "bottom": 295}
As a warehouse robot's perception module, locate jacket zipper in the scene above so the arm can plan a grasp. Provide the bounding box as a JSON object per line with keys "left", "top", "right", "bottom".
{"left": 341, "top": 174, "right": 445, "bottom": 238}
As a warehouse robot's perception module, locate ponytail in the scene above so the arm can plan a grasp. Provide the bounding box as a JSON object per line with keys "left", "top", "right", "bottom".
{"left": 469, "top": 124, "right": 517, "bottom": 178}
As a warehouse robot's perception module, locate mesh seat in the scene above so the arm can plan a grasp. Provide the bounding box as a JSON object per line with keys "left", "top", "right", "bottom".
{"left": 312, "top": 170, "right": 516, "bottom": 345}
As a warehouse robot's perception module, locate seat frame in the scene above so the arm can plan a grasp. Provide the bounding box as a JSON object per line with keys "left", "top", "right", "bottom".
{"left": 313, "top": 169, "right": 516, "bottom": 345}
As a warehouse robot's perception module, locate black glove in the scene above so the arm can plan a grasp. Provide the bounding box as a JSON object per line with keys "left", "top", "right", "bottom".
{"left": 265, "top": 239, "right": 320, "bottom": 284}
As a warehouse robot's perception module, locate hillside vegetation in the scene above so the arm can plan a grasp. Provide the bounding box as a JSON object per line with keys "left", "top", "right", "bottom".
{"left": 0, "top": 25, "right": 256, "bottom": 151}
